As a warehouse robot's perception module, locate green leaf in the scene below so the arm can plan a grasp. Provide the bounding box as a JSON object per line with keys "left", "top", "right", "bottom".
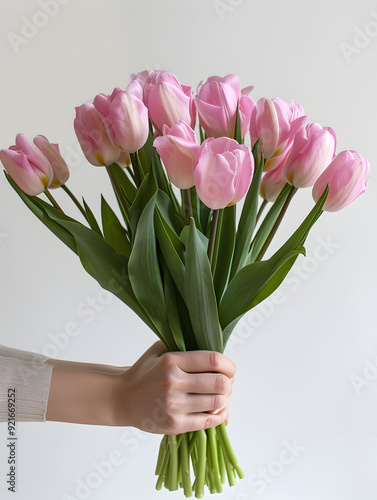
{"left": 154, "top": 207, "right": 186, "bottom": 298}
{"left": 129, "top": 171, "right": 157, "bottom": 236}
{"left": 213, "top": 205, "right": 236, "bottom": 303}
{"left": 179, "top": 225, "right": 208, "bottom": 251}
{"left": 101, "top": 195, "right": 131, "bottom": 258}
{"left": 199, "top": 124, "right": 206, "bottom": 144}
{"left": 109, "top": 163, "right": 137, "bottom": 205}
{"left": 222, "top": 249, "right": 303, "bottom": 348}
{"left": 128, "top": 192, "right": 173, "bottom": 344}
{"left": 152, "top": 151, "right": 181, "bottom": 213}
{"left": 185, "top": 218, "right": 223, "bottom": 352}
{"left": 138, "top": 123, "right": 155, "bottom": 175}
{"left": 157, "top": 189, "right": 186, "bottom": 235}
{"left": 199, "top": 199, "right": 212, "bottom": 236}
{"left": 272, "top": 185, "right": 329, "bottom": 263}
{"left": 230, "top": 144, "right": 264, "bottom": 279}
{"left": 42, "top": 213, "right": 157, "bottom": 333}
{"left": 220, "top": 247, "right": 306, "bottom": 330}
{"left": 82, "top": 198, "right": 103, "bottom": 237}
{"left": 247, "top": 183, "right": 291, "bottom": 263}
{"left": 234, "top": 101, "right": 242, "bottom": 144}
{"left": 160, "top": 259, "right": 186, "bottom": 352}
{"left": 220, "top": 186, "right": 329, "bottom": 331}
{"left": 5, "top": 172, "right": 77, "bottom": 254}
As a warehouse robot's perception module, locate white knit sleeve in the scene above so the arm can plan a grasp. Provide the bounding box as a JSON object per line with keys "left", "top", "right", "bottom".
{"left": 0, "top": 345, "right": 53, "bottom": 422}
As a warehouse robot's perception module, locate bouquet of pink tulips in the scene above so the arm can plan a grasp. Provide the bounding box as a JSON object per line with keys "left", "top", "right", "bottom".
{"left": 1, "top": 71, "right": 369, "bottom": 498}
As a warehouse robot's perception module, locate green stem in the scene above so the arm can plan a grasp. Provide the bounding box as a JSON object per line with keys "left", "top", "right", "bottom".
{"left": 155, "top": 435, "right": 167, "bottom": 476}
{"left": 216, "top": 426, "right": 236, "bottom": 486}
{"left": 207, "top": 427, "right": 222, "bottom": 492}
{"left": 130, "top": 152, "right": 142, "bottom": 187}
{"left": 255, "top": 185, "right": 297, "bottom": 262}
{"left": 179, "top": 434, "right": 193, "bottom": 497}
{"left": 256, "top": 199, "right": 268, "bottom": 225}
{"left": 61, "top": 184, "right": 88, "bottom": 221}
{"left": 184, "top": 189, "right": 193, "bottom": 220}
{"left": 105, "top": 164, "right": 130, "bottom": 224}
{"left": 207, "top": 209, "right": 219, "bottom": 265}
{"left": 217, "top": 422, "right": 244, "bottom": 479}
{"left": 44, "top": 188, "right": 64, "bottom": 212}
{"left": 155, "top": 442, "right": 169, "bottom": 490}
{"left": 168, "top": 435, "right": 179, "bottom": 491}
{"left": 217, "top": 436, "right": 226, "bottom": 484}
{"left": 188, "top": 430, "right": 198, "bottom": 455}
{"left": 210, "top": 209, "right": 223, "bottom": 275}
{"left": 195, "top": 430, "right": 207, "bottom": 499}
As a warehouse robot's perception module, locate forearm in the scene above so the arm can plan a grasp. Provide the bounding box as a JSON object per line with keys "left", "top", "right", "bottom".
{"left": 46, "top": 366, "right": 128, "bottom": 426}
{"left": 45, "top": 358, "right": 129, "bottom": 375}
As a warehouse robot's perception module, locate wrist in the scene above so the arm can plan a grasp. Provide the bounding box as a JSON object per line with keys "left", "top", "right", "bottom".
{"left": 46, "top": 367, "right": 124, "bottom": 426}
{"left": 110, "top": 369, "right": 134, "bottom": 427}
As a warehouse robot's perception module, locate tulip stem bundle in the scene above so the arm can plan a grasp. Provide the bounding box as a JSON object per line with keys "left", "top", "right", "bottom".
{"left": 1, "top": 69, "right": 369, "bottom": 498}
{"left": 155, "top": 423, "right": 244, "bottom": 497}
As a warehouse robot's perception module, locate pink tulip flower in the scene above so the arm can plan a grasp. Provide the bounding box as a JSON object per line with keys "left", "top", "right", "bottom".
{"left": 260, "top": 163, "right": 286, "bottom": 202}
{"left": 312, "top": 150, "right": 369, "bottom": 212}
{"left": 143, "top": 71, "right": 196, "bottom": 135}
{"left": 153, "top": 121, "right": 202, "bottom": 189}
{"left": 284, "top": 123, "right": 336, "bottom": 188}
{"left": 93, "top": 88, "right": 149, "bottom": 153}
{"left": 0, "top": 133, "right": 53, "bottom": 196}
{"left": 33, "top": 135, "right": 69, "bottom": 188}
{"left": 196, "top": 74, "right": 255, "bottom": 139}
{"left": 74, "top": 103, "right": 121, "bottom": 166}
{"left": 126, "top": 70, "right": 153, "bottom": 101}
{"left": 250, "top": 97, "right": 307, "bottom": 172}
{"left": 194, "top": 137, "right": 254, "bottom": 209}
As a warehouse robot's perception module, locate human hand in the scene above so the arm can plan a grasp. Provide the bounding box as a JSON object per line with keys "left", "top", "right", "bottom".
{"left": 116, "top": 341, "right": 236, "bottom": 435}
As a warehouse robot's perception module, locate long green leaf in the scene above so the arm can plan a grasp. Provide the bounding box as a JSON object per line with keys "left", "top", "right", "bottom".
{"left": 185, "top": 218, "right": 223, "bottom": 352}
{"left": 160, "top": 259, "right": 186, "bottom": 352}
{"left": 154, "top": 207, "right": 186, "bottom": 298}
{"left": 220, "top": 186, "right": 329, "bottom": 330}
{"left": 128, "top": 192, "right": 173, "bottom": 345}
{"left": 41, "top": 213, "right": 157, "bottom": 333}
{"left": 101, "top": 195, "right": 131, "bottom": 258}
{"left": 247, "top": 183, "right": 292, "bottom": 263}
{"left": 222, "top": 250, "right": 303, "bottom": 347}
{"left": 82, "top": 198, "right": 103, "bottom": 237}
{"left": 5, "top": 173, "right": 77, "bottom": 254}
{"left": 109, "top": 162, "right": 137, "bottom": 205}
{"left": 220, "top": 247, "right": 305, "bottom": 330}
{"left": 230, "top": 143, "right": 264, "bottom": 279}
{"left": 129, "top": 170, "right": 157, "bottom": 236}
{"left": 213, "top": 205, "right": 236, "bottom": 303}
{"left": 157, "top": 189, "right": 186, "bottom": 235}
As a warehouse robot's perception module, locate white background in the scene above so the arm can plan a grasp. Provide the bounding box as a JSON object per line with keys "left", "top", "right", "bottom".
{"left": 0, "top": 1, "right": 376, "bottom": 499}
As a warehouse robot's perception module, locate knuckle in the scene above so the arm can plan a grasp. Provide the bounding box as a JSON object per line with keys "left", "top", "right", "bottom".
{"left": 160, "top": 352, "right": 177, "bottom": 371}
{"left": 162, "top": 373, "right": 176, "bottom": 393}
{"left": 209, "top": 351, "right": 222, "bottom": 371}
{"left": 213, "top": 394, "right": 226, "bottom": 409}
{"left": 166, "top": 414, "right": 180, "bottom": 434}
{"left": 164, "top": 394, "right": 177, "bottom": 413}
{"left": 203, "top": 415, "right": 214, "bottom": 429}
{"left": 216, "top": 374, "right": 230, "bottom": 393}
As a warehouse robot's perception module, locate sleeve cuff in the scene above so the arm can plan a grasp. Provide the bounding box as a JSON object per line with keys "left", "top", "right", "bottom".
{"left": 0, "top": 347, "right": 54, "bottom": 422}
